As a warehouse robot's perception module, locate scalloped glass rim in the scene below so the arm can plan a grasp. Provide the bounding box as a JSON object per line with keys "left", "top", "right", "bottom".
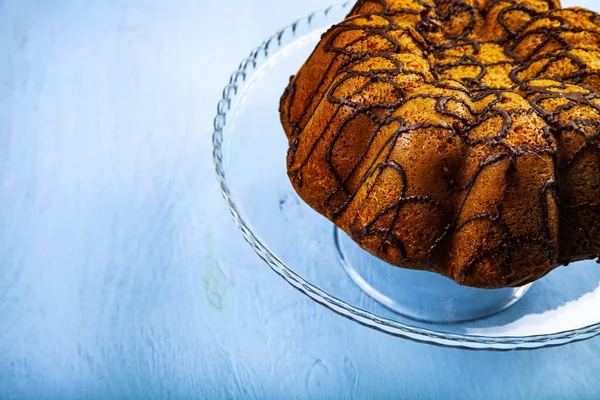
{"left": 211, "top": 2, "right": 600, "bottom": 350}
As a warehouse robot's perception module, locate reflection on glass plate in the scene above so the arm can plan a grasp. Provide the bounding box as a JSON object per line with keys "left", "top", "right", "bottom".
{"left": 213, "top": 2, "right": 600, "bottom": 350}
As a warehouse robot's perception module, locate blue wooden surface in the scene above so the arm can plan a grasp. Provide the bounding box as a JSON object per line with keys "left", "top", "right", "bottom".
{"left": 1, "top": 1, "right": 599, "bottom": 398}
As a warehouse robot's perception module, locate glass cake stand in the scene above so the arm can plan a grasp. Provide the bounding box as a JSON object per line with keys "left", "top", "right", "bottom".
{"left": 212, "top": 2, "right": 600, "bottom": 350}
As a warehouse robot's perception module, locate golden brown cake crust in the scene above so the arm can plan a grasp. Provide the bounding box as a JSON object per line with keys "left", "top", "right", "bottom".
{"left": 279, "top": 0, "right": 600, "bottom": 288}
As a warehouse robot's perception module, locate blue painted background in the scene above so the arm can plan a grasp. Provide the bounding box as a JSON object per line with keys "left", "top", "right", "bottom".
{"left": 0, "top": 1, "right": 599, "bottom": 398}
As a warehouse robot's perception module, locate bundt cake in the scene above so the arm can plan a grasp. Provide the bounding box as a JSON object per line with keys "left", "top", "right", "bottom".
{"left": 279, "top": 0, "right": 600, "bottom": 288}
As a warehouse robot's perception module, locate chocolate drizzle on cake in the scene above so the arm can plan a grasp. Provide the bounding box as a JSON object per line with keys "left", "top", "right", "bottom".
{"left": 279, "top": 0, "right": 600, "bottom": 288}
